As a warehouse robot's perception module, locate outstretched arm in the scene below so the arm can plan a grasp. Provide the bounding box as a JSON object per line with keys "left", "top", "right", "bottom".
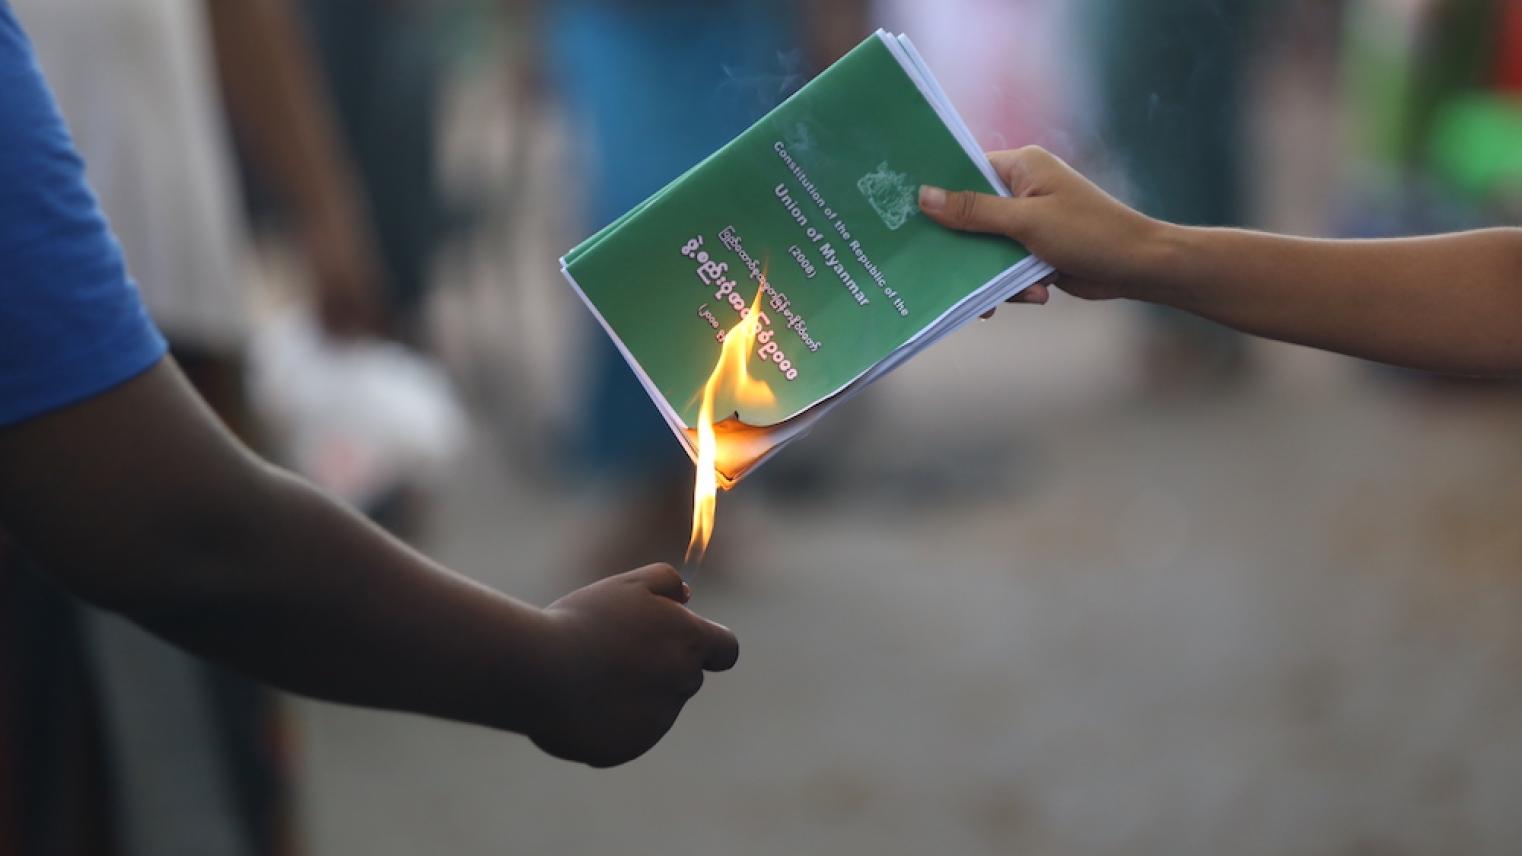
{"left": 0, "top": 360, "right": 737, "bottom": 768}
{"left": 920, "top": 147, "right": 1522, "bottom": 376}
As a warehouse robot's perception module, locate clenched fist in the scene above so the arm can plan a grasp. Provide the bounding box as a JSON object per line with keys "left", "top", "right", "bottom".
{"left": 527, "top": 564, "right": 739, "bottom": 768}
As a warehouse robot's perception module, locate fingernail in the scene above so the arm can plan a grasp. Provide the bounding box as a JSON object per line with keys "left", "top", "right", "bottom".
{"left": 919, "top": 185, "right": 946, "bottom": 212}
{"left": 680, "top": 581, "right": 692, "bottom": 602}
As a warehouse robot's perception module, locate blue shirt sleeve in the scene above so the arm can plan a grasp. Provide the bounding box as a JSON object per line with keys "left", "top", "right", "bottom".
{"left": 0, "top": 4, "right": 167, "bottom": 427}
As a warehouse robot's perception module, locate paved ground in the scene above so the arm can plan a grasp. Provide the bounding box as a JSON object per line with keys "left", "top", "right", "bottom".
{"left": 291, "top": 289, "right": 1522, "bottom": 854}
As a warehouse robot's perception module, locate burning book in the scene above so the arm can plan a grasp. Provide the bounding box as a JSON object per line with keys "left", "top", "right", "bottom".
{"left": 560, "top": 30, "right": 1052, "bottom": 561}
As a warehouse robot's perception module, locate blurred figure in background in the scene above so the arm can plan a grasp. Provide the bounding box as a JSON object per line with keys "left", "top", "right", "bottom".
{"left": 1341, "top": 0, "right": 1522, "bottom": 236}
{"left": 299, "top": 0, "right": 456, "bottom": 342}
{"left": 878, "top": 0, "right": 1087, "bottom": 158}
{"left": 534, "top": 0, "right": 866, "bottom": 573}
{"left": 1086, "top": 0, "right": 1265, "bottom": 389}
{"left": 5, "top": 1, "right": 383, "bottom": 852}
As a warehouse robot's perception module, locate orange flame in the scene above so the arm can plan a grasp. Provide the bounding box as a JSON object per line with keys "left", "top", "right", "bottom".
{"left": 685, "top": 286, "right": 775, "bottom": 568}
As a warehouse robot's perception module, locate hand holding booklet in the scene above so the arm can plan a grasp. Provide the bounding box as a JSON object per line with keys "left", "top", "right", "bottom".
{"left": 561, "top": 30, "right": 1052, "bottom": 486}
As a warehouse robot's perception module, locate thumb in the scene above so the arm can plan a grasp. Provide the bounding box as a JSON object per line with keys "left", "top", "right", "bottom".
{"left": 631, "top": 563, "right": 691, "bottom": 604}
{"left": 919, "top": 185, "right": 1027, "bottom": 237}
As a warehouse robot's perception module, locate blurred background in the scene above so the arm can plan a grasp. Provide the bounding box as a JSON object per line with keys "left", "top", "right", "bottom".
{"left": 8, "top": 0, "right": 1522, "bottom": 853}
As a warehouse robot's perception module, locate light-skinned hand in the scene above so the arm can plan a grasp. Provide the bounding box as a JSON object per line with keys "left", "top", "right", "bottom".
{"left": 919, "top": 146, "right": 1172, "bottom": 312}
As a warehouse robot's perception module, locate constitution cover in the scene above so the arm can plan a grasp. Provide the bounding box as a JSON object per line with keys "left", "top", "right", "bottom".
{"left": 562, "top": 30, "right": 1052, "bottom": 483}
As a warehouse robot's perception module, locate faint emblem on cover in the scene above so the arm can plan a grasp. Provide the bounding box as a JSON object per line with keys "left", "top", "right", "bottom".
{"left": 856, "top": 161, "right": 918, "bottom": 231}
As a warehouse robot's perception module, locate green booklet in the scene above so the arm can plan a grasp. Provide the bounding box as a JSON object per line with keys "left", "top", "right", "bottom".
{"left": 561, "top": 30, "right": 1052, "bottom": 485}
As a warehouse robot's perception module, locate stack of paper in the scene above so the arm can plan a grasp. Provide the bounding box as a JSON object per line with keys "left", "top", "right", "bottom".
{"left": 562, "top": 30, "right": 1053, "bottom": 485}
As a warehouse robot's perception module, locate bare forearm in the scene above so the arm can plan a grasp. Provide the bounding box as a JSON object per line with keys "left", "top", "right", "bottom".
{"left": 0, "top": 362, "right": 548, "bottom": 734}
{"left": 1148, "top": 226, "right": 1522, "bottom": 375}
{"left": 4, "top": 361, "right": 738, "bottom": 765}
{"left": 143, "top": 462, "right": 551, "bottom": 733}
{"left": 921, "top": 148, "right": 1522, "bottom": 377}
